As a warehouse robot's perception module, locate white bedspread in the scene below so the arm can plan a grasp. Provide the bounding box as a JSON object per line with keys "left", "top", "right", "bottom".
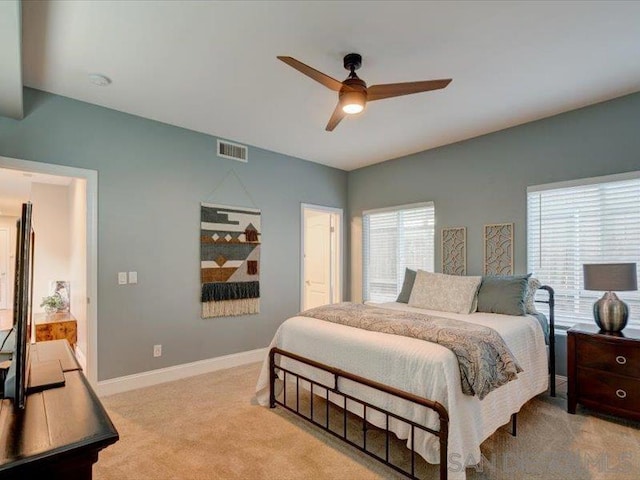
{"left": 255, "top": 302, "right": 548, "bottom": 480}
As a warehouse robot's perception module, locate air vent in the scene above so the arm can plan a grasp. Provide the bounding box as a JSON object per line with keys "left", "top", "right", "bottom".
{"left": 217, "top": 139, "right": 248, "bottom": 163}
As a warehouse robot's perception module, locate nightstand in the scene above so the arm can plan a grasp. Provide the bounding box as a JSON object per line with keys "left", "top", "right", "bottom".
{"left": 567, "top": 323, "right": 640, "bottom": 421}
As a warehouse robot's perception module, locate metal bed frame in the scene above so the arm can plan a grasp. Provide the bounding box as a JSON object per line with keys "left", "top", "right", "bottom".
{"left": 268, "top": 286, "right": 555, "bottom": 480}
{"left": 538, "top": 285, "right": 556, "bottom": 397}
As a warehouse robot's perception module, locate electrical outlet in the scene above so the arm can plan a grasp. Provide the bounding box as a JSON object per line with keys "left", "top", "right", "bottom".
{"left": 153, "top": 344, "right": 162, "bottom": 357}
{"left": 118, "top": 272, "right": 128, "bottom": 285}
{"left": 128, "top": 271, "right": 138, "bottom": 284}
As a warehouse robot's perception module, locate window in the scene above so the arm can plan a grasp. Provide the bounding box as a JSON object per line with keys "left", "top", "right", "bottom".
{"left": 363, "top": 202, "right": 435, "bottom": 303}
{"left": 527, "top": 172, "right": 640, "bottom": 328}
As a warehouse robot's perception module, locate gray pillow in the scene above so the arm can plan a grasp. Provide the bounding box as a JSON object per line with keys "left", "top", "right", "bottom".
{"left": 476, "top": 274, "right": 531, "bottom": 316}
{"left": 396, "top": 268, "right": 416, "bottom": 303}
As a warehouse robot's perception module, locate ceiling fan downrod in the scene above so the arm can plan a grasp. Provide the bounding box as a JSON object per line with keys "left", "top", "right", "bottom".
{"left": 343, "top": 53, "right": 362, "bottom": 78}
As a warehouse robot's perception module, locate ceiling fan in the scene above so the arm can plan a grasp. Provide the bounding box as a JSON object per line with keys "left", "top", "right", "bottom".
{"left": 277, "top": 53, "right": 452, "bottom": 132}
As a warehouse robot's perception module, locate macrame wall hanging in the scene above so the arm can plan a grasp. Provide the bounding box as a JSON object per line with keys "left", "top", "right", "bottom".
{"left": 201, "top": 170, "right": 261, "bottom": 318}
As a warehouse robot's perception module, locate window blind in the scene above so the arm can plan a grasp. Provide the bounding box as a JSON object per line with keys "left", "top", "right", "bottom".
{"left": 527, "top": 174, "right": 640, "bottom": 328}
{"left": 363, "top": 202, "right": 435, "bottom": 303}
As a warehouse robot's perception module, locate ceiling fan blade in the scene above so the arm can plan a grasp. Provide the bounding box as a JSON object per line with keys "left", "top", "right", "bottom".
{"left": 325, "top": 103, "right": 347, "bottom": 132}
{"left": 367, "top": 79, "right": 452, "bottom": 101}
{"left": 278, "top": 56, "right": 344, "bottom": 92}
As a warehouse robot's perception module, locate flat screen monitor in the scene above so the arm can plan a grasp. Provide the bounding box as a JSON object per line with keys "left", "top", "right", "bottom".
{"left": 3, "top": 203, "right": 64, "bottom": 409}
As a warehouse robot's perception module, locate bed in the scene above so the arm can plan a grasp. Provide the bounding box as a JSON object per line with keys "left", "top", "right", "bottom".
{"left": 255, "top": 273, "right": 555, "bottom": 480}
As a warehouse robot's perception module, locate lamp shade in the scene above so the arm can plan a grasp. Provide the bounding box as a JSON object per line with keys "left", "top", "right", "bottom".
{"left": 583, "top": 263, "right": 638, "bottom": 292}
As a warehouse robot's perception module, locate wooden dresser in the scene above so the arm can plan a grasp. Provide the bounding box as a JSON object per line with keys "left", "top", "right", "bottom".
{"left": 34, "top": 311, "right": 78, "bottom": 348}
{"left": 0, "top": 340, "right": 118, "bottom": 479}
{"left": 568, "top": 323, "right": 640, "bottom": 421}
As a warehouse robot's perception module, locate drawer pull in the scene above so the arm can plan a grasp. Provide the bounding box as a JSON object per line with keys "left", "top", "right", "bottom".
{"left": 616, "top": 389, "right": 627, "bottom": 399}
{"left": 615, "top": 356, "right": 627, "bottom": 365}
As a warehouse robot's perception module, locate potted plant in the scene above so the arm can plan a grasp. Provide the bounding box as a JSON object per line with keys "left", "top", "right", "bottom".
{"left": 40, "top": 293, "right": 65, "bottom": 315}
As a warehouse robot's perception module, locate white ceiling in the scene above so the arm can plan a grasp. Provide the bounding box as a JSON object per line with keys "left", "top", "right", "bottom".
{"left": 10, "top": 1, "right": 640, "bottom": 170}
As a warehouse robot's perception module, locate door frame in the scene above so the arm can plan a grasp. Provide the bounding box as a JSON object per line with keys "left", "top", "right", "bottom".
{"left": 300, "top": 203, "right": 343, "bottom": 311}
{"left": 0, "top": 156, "right": 98, "bottom": 387}
{"left": 0, "top": 228, "right": 8, "bottom": 310}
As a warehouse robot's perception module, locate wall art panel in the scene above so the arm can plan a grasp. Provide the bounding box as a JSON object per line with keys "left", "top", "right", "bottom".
{"left": 483, "top": 223, "right": 513, "bottom": 275}
{"left": 441, "top": 227, "right": 466, "bottom": 275}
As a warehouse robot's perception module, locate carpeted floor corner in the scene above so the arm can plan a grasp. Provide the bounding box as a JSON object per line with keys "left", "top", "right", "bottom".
{"left": 95, "top": 363, "right": 639, "bottom": 480}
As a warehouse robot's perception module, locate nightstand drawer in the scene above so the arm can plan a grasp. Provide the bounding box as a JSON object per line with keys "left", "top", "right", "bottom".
{"left": 577, "top": 368, "right": 640, "bottom": 415}
{"left": 576, "top": 337, "right": 640, "bottom": 377}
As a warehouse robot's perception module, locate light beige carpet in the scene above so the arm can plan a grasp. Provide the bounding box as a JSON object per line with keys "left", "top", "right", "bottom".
{"left": 95, "top": 362, "right": 639, "bottom": 480}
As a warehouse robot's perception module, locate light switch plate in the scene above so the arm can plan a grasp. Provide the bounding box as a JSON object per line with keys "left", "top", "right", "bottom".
{"left": 118, "top": 272, "right": 128, "bottom": 285}
{"left": 128, "top": 271, "right": 138, "bottom": 284}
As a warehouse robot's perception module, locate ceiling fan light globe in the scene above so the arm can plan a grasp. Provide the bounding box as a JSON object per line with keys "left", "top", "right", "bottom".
{"left": 342, "top": 103, "right": 364, "bottom": 114}
{"left": 340, "top": 90, "right": 366, "bottom": 115}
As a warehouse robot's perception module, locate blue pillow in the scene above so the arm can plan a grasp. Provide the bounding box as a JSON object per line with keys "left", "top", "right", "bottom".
{"left": 476, "top": 274, "right": 531, "bottom": 316}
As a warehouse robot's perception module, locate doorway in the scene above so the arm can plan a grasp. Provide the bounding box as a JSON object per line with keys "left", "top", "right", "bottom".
{"left": 0, "top": 156, "right": 98, "bottom": 386}
{"left": 301, "top": 204, "right": 342, "bottom": 310}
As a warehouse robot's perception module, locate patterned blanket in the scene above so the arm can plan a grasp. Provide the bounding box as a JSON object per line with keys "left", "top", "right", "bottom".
{"left": 300, "top": 302, "right": 522, "bottom": 399}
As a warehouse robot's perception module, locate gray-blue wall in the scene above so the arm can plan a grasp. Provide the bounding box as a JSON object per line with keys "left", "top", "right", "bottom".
{"left": 0, "top": 88, "right": 348, "bottom": 380}
{"left": 348, "top": 91, "right": 640, "bottom": 375}
{"left": 3, "top": 88, "right": 639, "bottom": 380}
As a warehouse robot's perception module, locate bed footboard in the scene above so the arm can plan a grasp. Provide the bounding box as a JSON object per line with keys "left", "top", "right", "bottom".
{"left": 269, "top": 347, "right": 449, "bottom": 480}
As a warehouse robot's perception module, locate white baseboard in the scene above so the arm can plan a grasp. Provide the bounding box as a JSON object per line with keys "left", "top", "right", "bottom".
{"left": 96, "top": 347, "right": 267, "bottom": 397}
{"left": 74, "top": 345, "right": 87, "bottom": 371}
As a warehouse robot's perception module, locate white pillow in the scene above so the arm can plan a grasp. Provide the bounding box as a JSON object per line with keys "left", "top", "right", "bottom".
{"left": 408, "top": 270, "right": 482, "bottom": 314}
{"left": 525, "top": 277, "right": 542, "bottom": 314}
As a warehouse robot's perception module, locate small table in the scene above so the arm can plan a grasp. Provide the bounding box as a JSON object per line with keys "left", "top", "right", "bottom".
{"left": 34, "top": 312, "right": 78, "bottom": 348}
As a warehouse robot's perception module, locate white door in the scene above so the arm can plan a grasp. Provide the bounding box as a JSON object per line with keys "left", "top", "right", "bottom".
{"left": 302, "top": 205, "right": 342, "bottom": 310}
{"left": 0, "top": 228, "right": 8, "bottom": 310}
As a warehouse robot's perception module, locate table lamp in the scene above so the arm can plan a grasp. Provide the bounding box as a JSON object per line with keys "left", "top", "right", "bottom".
{"left": 583, "top": 263, "right": 637, "bottom": 332}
